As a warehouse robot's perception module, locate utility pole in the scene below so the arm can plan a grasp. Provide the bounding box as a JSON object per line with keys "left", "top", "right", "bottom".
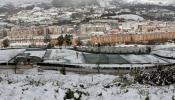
{"left": 97, "top": 43, "right": 100, "bottom": 73}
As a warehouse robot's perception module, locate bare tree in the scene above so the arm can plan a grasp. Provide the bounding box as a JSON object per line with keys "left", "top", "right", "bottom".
{"left": 44, "top": 33, "right": 51, "bottom": 43}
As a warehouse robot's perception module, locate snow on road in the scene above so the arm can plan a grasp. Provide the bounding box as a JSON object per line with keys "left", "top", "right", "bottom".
{"left": 0, "top": 69, "right": 174, "bottom": 100}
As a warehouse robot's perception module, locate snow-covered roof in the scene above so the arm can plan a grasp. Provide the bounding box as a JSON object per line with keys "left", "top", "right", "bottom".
{"left": 0, "top": 49, "right": 25, "bottom": 63}
{"left": 121, "top": 55, "right": 168, "bottom": 64}
{"left": 25, "top": 50, "right": 46, "bottom": 58}
{"left": 42, "top": 48, "right": 170, "bottom": 67}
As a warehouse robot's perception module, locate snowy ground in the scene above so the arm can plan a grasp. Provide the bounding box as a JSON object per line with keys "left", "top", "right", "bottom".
{"left": 111, "top": 14, "right": 144, "bottom": 21}
{"left": 0, "top": 69, "right": 174, "bottom": 100}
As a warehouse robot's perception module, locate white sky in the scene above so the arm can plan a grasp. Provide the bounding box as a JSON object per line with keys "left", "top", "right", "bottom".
{"left": 0, "top": 0, "right": 51, "bottom": 6}
{"left": 0, "top": 0, "right": 174, "bottom": 6}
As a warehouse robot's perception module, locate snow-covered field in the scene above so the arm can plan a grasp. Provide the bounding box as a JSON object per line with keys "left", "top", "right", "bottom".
{"left": 111, "top": 14, "right": 144, "bottom": 21}
{"left": 0, "top": 68, "right": 174, "bottom": 100}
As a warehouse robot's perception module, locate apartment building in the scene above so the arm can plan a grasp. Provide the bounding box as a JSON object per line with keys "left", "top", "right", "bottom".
{"left": 80, "top": 23, "right": 111, "bottom": 34}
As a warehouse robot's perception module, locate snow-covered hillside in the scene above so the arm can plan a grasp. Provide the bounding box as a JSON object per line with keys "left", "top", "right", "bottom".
{"left": 0, "top": 68, "right": 174, "bottom": 100}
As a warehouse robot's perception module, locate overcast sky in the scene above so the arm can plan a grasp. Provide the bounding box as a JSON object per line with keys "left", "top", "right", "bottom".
{"left": 0, "top": 0, "right": 174, "bottom": 7}
{"left": 0, "top": 0, "right": 51, "bottom": 6}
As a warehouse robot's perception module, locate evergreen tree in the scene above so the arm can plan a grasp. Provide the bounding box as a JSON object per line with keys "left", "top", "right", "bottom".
{"left": 65, "top": 34, "right": 73, "bottom": 46}
{"left": 2, "top": 38, "right": 10, "bottom": 48}
{"left": 57, "top": 35, "right": 64, "bottom": 46}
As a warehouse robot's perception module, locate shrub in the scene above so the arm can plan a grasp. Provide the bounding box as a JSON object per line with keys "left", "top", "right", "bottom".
{"left": 60, "top": 67, "right": 66, "bottom": 75}
{"left": 172, "top": 96, "right": 175, "bottom": 100}
{"left": 64, "top": 89, "right": 89, "bottom": 100}
{"left": 57, "top": 35, "right": 64, "bottom": 46}
{"left": 0, "top": 77, "right": 3, "bottom": 82}
{"left": 145, "top": 95, "right": 150, "bottom": 100}
{"left": 64, "top": 89, "right": 74, "bottom": 100}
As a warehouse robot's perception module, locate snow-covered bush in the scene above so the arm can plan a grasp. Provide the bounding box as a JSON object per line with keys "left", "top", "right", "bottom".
{"left": 64, "top": 89, "right": 89, "bottom": 100}
{"left": 64, "top": 89, "right": 74, "bottom": 99}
